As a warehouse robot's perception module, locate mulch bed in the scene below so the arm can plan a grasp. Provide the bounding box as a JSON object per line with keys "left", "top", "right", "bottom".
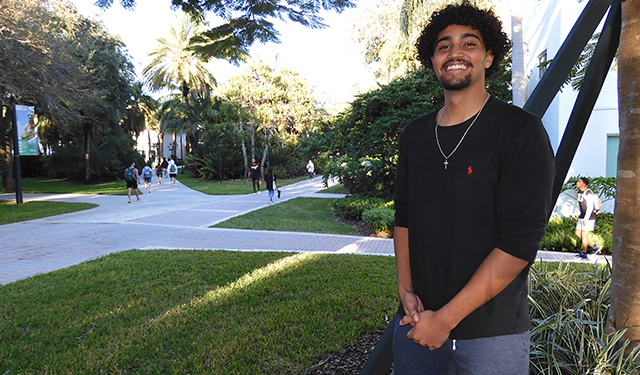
{"left": 302, "top": 329, "right": 393, "bottom": 375}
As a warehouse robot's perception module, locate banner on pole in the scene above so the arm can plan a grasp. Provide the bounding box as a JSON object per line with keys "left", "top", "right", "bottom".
{"left": 16, "top": 105, "right": 38, "bottom": 156}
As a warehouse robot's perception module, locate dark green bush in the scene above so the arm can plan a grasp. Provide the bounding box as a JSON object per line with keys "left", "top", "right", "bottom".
{"left": 540, "top": 213, "right": 613, "bottom": 254}
{"left": 362, "top": 206, "right": 395, "bottom": 233}
{"left": 330, "top": 195, "right": 388, "bottom": 220}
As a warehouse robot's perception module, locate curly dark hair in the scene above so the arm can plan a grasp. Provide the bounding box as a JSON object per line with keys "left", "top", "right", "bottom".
{"left": 415, "top": 2, "right": 511, "bottom": 79}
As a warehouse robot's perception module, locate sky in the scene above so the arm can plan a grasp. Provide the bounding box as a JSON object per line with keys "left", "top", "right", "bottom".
{"left": 70, "top": 0, "right": 377, "bottom": 106}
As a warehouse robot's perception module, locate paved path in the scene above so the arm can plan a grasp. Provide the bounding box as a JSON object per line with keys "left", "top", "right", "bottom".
{"left": 0, "top": 176, "right": 611, "bottom": 285}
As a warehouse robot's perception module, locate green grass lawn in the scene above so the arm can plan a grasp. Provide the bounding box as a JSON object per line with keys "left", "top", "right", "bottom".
{"left": 178, "top": 175, "right": 308, "bottom": 195}
{"left": 16, "top": 177, "right": 129, "bottom": 195}
{"left": 0, "top": 199, "right": 98, "bottom": 225}
{"left": 213, "top": 197, "right": 357, "bottom": 235}
{"left": 0, "top": 250, "right": 398, "bottom": 374}
{"left": 318, "top": 183, "right": 348, "bottom": 194}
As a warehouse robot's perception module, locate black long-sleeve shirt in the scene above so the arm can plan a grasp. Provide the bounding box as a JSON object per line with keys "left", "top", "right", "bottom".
{"left": 394, "top": 96, "right": 555, "bottom": 339}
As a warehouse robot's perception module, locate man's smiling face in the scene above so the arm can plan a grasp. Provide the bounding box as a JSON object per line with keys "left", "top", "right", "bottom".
{"left": 431, "top": 24, "right": 494, "bottom": 91}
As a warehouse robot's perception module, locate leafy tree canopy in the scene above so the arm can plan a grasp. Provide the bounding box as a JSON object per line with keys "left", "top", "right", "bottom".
{"left": 95, "top": 0, "right": 356, "bottom": 62}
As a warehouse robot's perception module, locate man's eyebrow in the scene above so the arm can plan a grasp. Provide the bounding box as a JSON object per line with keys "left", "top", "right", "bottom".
{"left": 435, "top": 32, "right": 482, "bottom": 46}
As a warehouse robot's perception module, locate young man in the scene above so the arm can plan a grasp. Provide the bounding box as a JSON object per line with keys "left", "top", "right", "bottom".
{"left": 141, "top": 162, "right": 154, "bottom": 193}
{"left": 250, "top": 158, "right": 262, "bottom": 194}
{"left": 167, "top": 159, "right": 178, "bottom": 186}
{"left": 393, "top": 3, "right": 555, "bottom": 374}
{"left": 574, "top": 177, "right": 602, "bottom": 259}
{"left": 124, "top": 162, "right": 141, "bottom": 203}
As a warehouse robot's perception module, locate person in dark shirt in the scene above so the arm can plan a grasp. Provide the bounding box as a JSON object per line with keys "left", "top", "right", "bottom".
{"left": 250, "top": 158, "right": 262, "bottom": 195}
{"left": 392, "top": 3, "right": 554, "bottom": 374}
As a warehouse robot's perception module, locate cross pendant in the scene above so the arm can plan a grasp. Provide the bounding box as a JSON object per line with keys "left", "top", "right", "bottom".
{"left": 444, "top": 160, "right": 449, "bottom": 170}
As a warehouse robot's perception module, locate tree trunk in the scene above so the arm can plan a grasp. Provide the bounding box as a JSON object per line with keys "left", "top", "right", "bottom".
{"left": 0, "top": 106, "right": 14, "bottom": 191}
{"left": 610, "top": 0, "right": 640, "bottom": 355}
{"left": 250, "top": 123, "right": 256, "bottom": 161}
{"left": 261, "top": 143, "right": 269, "bottom": 175}
{"left": 181, "top": 80, "right": 194, "bottom": 157}
{"left": 147, "top": 128, "right": 152, "bottom": 161}
{"left": 84, "top": 125, "right": 91, "bottom": 181}
{"left": 510, "top": 0, "right": 526, "bottom": 107}
{"left": 241, "top": 140, "right": 248, "bottom": 180}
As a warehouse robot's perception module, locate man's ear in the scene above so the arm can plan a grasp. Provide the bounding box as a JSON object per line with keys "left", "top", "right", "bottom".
{"left": 484, "top": 50, "right": 494, "bottom": 70}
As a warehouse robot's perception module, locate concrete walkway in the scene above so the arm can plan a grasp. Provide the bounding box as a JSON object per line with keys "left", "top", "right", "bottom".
{"left": 0, "top": 176, "right": 611, "bottom": 285}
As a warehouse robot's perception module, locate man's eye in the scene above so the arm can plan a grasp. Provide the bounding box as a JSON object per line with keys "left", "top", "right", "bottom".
{"left": 438, "top": 45, "right": 450, "bottom": 50}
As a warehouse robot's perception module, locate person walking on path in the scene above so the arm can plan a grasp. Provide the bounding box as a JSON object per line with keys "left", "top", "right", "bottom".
{"left": 574, "top": 177, "right": 602, "bottom": 259}
{"left": 306, "top": 160, "right": 314, "bottom": 180}
{"left": 251, "top": 158, "right": 262, "bottom": 195}
{"left": 124, "top": 162, "right": 142, "bottom": 203}
{"left": 392, "top": 3, "right": 554, "bottom": 374}
{"left": 161, "top": 157, "right": 169, "bottom": 178}
{"left": 264, "top": 165, "right": 277, "bottom": 204}
{"left": 141, "top": 163, "right": 154, "bottom": 193}
{"left": 167, "top": 159, "right": 178, "bottom": 186}
{"left": 155, "top": 162, "right": 163, "bottom": 184}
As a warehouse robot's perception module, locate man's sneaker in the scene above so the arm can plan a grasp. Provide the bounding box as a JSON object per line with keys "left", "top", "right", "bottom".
{"left": 578, "top": 252, "right": 588, "bottom": 259}
{"left": 590, "top": 245, "right": 603, "bottom": 255}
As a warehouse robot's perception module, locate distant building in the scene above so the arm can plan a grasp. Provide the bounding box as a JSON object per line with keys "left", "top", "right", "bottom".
{"left": 135, "top": 129, "right": 186, "bottom": 163}
{"left": 522, "top": 0, "right": 618, "bottom": 214}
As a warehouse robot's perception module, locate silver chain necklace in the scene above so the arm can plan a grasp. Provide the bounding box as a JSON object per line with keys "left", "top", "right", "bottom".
{"left": 435, "top": 93, "right": 490, "bottom": 170}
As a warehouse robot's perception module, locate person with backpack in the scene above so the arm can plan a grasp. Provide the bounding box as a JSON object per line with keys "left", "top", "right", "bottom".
{"left": 124, "top": 161, "right": 141, "bottom": 203}
{"left": 167, "top": 159, "right": 178, "bottom": 186}
{"left": 574, "top": 177, "right": 603, "bottom": 259}
{"left": 161, "top": 157, "right": 169, "bottom": 178}
{"left": 155, "top": 162, "right": 163, "bottom": 184}
{"left": 141, "top": 162, "right": 154, "bottom": 193}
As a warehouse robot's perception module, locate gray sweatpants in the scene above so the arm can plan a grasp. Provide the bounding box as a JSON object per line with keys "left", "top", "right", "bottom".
{"left": 392, "top": 320, "right": 530, "bottom": 375}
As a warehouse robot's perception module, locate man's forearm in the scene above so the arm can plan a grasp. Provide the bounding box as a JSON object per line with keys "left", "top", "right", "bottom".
{"left": 436, "top": 247, "right": 529, "bottom": 331}
{"left": 394, "top": 226, "right": 412, "bottom": 296}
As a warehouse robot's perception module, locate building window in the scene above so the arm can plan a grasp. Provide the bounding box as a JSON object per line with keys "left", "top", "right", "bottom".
{"left": 606, "top": 134, "right": 619, "bottom": 178}
{"left": 538, "top": 50, "right": 548, "bottom": 79}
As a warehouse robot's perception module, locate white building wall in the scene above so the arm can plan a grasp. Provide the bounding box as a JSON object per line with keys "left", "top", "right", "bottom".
{"left": 135, "top": 130, "right": 187, "bottom": 164}
{"left": 522, "top": 0, "right": 618, "bottom": 181}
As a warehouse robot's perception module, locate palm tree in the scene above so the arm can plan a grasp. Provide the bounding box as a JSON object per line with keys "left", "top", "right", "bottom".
{"left": 610, "top": 0, "right": 640, "bottom": 355}
{"left": 121, "top": 82, "right": 159, "bottom": 160}
{"left": 142, "top": 14, "right": 217, "bottom": 155}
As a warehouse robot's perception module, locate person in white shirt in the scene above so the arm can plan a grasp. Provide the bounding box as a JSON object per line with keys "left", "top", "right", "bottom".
{"left": 306, "top": 160, "right": 314, "bottom": 180}
{"left": 575, "top": 177, "right": 602, "bottom": 259}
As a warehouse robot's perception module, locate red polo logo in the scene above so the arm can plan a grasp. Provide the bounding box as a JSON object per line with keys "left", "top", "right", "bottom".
{"left": 467, "top": 166, "right": 473, "bottom": 175}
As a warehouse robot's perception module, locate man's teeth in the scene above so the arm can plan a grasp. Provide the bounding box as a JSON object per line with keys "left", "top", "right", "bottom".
{"left": 446, "top": 64, "right": 467, "bottom": 70}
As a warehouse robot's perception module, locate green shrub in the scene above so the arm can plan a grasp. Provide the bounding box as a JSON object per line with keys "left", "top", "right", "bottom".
{"left": 362, "top": 206, "right": 395, "bottom": 233}
{"left": 529, "top": 263, "right": 640, "bottom": 374}
{"left": 330, "top": 195, "right": 387, "bottom": 220}
{"left": 540, "top": 214, "right": 613, "bottom": 254}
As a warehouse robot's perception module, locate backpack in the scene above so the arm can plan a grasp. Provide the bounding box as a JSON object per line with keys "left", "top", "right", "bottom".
{"left": 169, "top": 164, "right": 177, "bottom": 173}
{"left": 144, "top": 168, "right": 152, "bottom": 179}
{"left": 156, "top": 165, "right": 163, "bottom": 173}
{"left": 125, "top": 167, "right": 134, "bottom": 181}
{"left": 593, "top": 192, "right": 603, "bottom": 214}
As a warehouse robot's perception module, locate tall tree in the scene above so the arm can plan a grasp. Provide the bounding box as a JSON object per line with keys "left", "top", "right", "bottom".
{"left": 142, "top": 14, "right": 217, "bottom": 155}
{"left": 1, "top": 0, "right": 136, "bottom": 185}
{"left": 610, "top": 0, "right": 640, "bottom": 355}
{"left": 223, "top": 61, "right": 320, "bottom": 176}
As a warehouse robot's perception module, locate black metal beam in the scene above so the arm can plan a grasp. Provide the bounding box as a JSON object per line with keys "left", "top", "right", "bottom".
{"left": 551, "top": 0, "right": 621, "bottom": 207}
{"left": 357, "top": 313, "right": 400, "bottom": 375}
{"left": 524, "top": 0, "right": 615, "bottom": 118}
